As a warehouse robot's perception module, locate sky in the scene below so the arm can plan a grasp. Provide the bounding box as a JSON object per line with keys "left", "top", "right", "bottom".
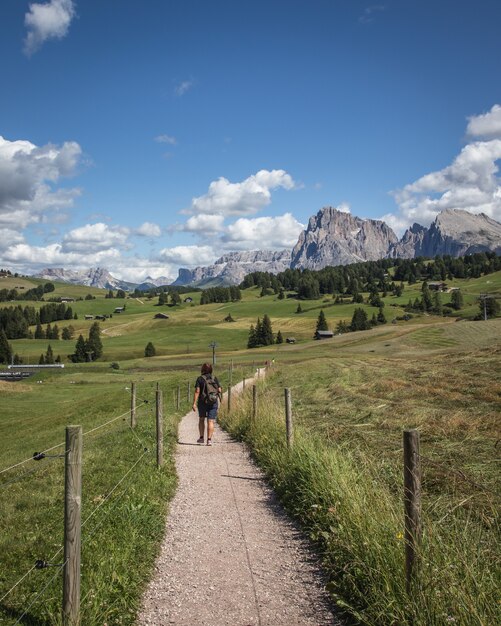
{"left": 1, "top": 0, "right": 501, "bottom": 283}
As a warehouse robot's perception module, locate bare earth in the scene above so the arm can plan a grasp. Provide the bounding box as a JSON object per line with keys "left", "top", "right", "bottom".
{"left": 138, "top": 376, "right": 341, "bottom": 626}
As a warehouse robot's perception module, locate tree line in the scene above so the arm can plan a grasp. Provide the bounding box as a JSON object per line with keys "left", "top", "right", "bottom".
{"left": 200, "top": 286, "right": 242, "bottom": 304}
{"left": 0, "top": 303, "right": 76, "bottom": 340}
{"left": 240, "top": 252, "right": 501, "bottom": 300}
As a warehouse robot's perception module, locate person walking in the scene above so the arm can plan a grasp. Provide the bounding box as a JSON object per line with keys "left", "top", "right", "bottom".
{"left": 192, "top": 363, "right": 222, "bottom": 446}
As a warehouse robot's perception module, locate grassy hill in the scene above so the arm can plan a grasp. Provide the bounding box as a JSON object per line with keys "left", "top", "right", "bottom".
{"left": 1, "top": 269, "right": 500, "bottom": 624}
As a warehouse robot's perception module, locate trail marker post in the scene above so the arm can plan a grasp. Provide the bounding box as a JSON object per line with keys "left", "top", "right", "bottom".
{"left": 156, "top": 385, "right": 164, "bottom": 468}
{"left": 403, "top": 429, "right": 422, "bottom": 593}
{"left": 63, "top": 426, "right": 82, "bottom": 626}
{"left": 284, "top": 388, "right": 293, "bottom": 449}
{"left": 252, "top": 385, "right": 257, "bottom": 423}
{"left": 130, "top": 382, "right": 136, "bottom": 428}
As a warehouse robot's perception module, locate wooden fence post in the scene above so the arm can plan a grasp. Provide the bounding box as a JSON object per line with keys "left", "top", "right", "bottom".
{"left": 252, "top": 385, "right": 257, "bottom": 423}
{"left": 403, "top": 429, "right": 422, "bottom": 593}
{"left": 130, "top": 382, "right": 136, "bottom": 428}
{"left": 187, "top": 381, "right": 191, "bottom": 403}
{"left": 156, "top": 386, "right": 164, "bottom": 468}
{"left": 63, "top": 425, "right": 82, "bottom": 626}
{"left": 176, "top": 385, "right": 180, "bottom": 410}
{"left": 227, "top": 385, "right": 232, "bottom": 413}
{"left": 242, "top": 377, "right": 246, "bottom": 390}
{"left": 284, "top": 388, "right": 293, "bottom": 449}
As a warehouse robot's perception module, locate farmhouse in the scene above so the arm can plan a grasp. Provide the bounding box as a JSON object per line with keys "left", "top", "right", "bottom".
{"left": 114, "top": 307, "right": 125, "bottom": 313}
{"left": 60, "top": 297, "right": 75, "bottom": 303}
{"left": 84, "top": 315, "right": 94, "bottom": 320}
{"left": 286, "top": 337, "right": 296, "bottom": 344}
{"left": 184, "top": 297, "right": 193, "bottom": 303}
{"left": 154, "top": 313, "right": 169, "bottom": 319}
{"left": 428, "top": 282, "right": 448, "bottom": 292}
{"left": 315, "top": 330, "right": 334, "bottom": 340}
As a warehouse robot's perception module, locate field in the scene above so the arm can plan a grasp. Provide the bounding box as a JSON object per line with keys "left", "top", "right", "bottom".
{"left": 1, "top": 271, "right": 500, "bottom": 624}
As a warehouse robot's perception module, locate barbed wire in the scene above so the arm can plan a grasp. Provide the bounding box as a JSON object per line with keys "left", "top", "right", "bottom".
{"left": 81, "top": 448, "right": 149, "bottom": 531}
{"left": 13, "top": 559, "right": 67, "bottom": 625}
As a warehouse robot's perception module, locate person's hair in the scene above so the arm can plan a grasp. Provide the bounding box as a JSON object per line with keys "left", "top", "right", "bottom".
{"left": 201, "top": 362, "right": 213, "bottom": 375}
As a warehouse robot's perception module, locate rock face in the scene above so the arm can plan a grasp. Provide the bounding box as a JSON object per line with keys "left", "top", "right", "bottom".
{"left": 34, "top": 267, "right": 135, "bottom": 291}
{"left": 172, "top": 250, "right": 292, "bottom": 287}
{"left": 390, "top": 209, "right": 501, "bottom": 258}
{"left": 290, "top": 207, "right": 398, "bottom": 269}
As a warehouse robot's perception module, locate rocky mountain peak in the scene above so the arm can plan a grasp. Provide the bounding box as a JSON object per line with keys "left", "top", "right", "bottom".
{"left": 290, "top": 206, "right": 398, "bottom": 269}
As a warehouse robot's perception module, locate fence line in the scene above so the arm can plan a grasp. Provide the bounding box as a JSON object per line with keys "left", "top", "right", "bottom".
{"left": 13, "top": 560, "right": 67, "bottom": 626}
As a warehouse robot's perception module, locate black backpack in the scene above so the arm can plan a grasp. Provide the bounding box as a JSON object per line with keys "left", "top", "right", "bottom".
{"left": 202, "top": 375, "right": 219, "bottom": 405}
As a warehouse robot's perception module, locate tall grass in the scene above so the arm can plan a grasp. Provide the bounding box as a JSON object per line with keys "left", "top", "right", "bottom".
{"left": 219, "top": 378, "right": 500, "bottom": 625}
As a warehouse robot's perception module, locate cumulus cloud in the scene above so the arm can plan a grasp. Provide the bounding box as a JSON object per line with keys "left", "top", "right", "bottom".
{"left": 136, "top": 222, "right": 162, "bottom": 237}
{"left": 61, "top": 223, "right": 130, "bottom": 254}
{"left": 24, "top": 0, "right": 76, "bottom": 56}
{"left": 0, "top": 135, "right": 82, "bottom": 230}
{"left": 222, "top": 213, "right": 304, "bottom": 251}
{"left": 3, "top": 242, "right": 121, "bottom": 268}
{"left": 337, "top": 202, "right": 351, "bottom": 213}
{"left": 154, "top": 134, "right": 177, "bottom": 145}
{"left": 188, "top": 169, "right": 295, "bottom": 217}
{"left": 466, "top": 104, "right": 501, "bottom": 140}
{"left": 158, "top": 245, "right": 215, "bottom": 267}
{"left": 183, "top": 214, "right": 225, "bottom": 234}
{"left": 387, "top": 105, "right": 501, "bottom": 232}
{"left": 175, "top": 80, "right": 194, "bottom": 96}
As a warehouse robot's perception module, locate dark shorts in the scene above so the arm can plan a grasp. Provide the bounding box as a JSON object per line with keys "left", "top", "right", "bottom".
{"left": 198, "top": 403, "right": 218, "bottom": 420}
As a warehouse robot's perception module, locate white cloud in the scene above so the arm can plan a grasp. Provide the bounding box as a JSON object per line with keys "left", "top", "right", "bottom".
{"left": 0, "top": 229, "right": 25, "bottom": 253}
{"left": 154, "top": 134, "right": 177, "bottom": 145}
{"left": 175, "top": 80, "right": 194, "bottom": 96}
{"left": 466, "top": 104, "right": 501, "bottom": 140}
{"left": 222, "top": 213, "right": 304, "bottom": 251}
{"left": 0, "top": 135, "right": 82, "bottom": 229}
{"left": 359, "top": 5, "right": 386, "bottom": 24}
{"left": 136, "top": 222, "right": 162, "bottom": 237}
{"left": 24, "top": 0, "right": 76, "bottom": 56}
{"left": 387, "top": 106, "right": 501, "bottom": 231}
{"left": 61, "top": 223, "right": 130, "bottom": 254}
{"left": 337, "top": 202, "right": 351, "bottom": 213}
{"left": 3, "top": 242, "right": 121, "bottom": 268}
{"left": 183, "top": 214, "right": 225, "bottom": 234}
{"left": 158, "top": 245, "right": 215, "bottom": 267}
{"left": 188, "top": 169, "right": 295, "bottom": 217}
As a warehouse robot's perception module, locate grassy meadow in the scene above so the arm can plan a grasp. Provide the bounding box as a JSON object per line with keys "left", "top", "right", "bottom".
{"left": 1, "top": 270, "right": 500, "bottom": 624}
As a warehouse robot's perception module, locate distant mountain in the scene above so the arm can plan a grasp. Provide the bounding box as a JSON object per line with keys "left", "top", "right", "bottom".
{"left": 34, "top": 267, "right": 136, "bottom": 291}
{"left": 171, "top": 250, "right": 292, "bottom": 287}
{"left": 290, "top": 207, "right": 398, "bottom": 269}
{"left": 390, "top": 209, "right": 501, "bottom": 258}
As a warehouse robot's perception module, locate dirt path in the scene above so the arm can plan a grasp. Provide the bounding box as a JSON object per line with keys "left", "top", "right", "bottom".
{"left": 138, "top": 374, "right": 340, "bottom": 626}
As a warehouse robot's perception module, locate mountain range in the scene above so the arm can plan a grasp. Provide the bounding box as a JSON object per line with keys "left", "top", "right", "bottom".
{"left": 33, "top": 208, "right": 501, "bottom": 289}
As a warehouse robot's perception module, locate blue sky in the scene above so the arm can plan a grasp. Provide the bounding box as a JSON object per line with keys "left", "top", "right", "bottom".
{"left": 1, "top": 0, "right": 501, "bottom": 282}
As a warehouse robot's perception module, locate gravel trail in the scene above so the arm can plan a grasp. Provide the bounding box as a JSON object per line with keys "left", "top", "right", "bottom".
{"left": 138, "top": 373, "right": 341, "bottom": 626}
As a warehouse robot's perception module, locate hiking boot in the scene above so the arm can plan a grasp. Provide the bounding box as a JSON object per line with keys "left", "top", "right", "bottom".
{"left": 206, "top": 438, "right": 212, "bottom": 446}
{"left": 197, "top": 437, "right": 204, "bottom": 444}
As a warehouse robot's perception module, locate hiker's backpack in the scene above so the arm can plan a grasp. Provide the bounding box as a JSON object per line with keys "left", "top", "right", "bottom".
{"left": 202, "top": 375, "right": 219, "bottom": 405}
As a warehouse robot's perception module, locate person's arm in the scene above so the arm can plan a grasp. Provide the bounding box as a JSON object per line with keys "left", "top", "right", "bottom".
{"left": 192, "top": 383, "right": 200, "bottom": 411}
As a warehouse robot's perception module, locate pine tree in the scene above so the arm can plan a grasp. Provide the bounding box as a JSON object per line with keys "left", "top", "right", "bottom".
{"left": 51, "top": 324, "right": 60, "bottom": 340}
{"left": 0, "top": 329, "right": 13, "bottom": 364}
{"left": 377, "top": 306, "right": 387, "bottom": 324}
{"left": 450, "top": 290, "right": 464, "bottom": 310}
{"left": 315, "top": 310, "right": 328, "bottom": 333}
{"left": 278, "top": 289, "right": 285, "bottom": 300}
{"left": 72, "top": 335, "right": 87, "bottom": 363}
{"left": 34, "top": 322, "right": 44, "bottom": 339}
{"left": 170, "top": 291, "right": 181, "bottom": 306}
{"left": 144, "top": 342, "right": 156, "bottom": 357}
{"left": 350, "top": 308, "right": 369, "bottom": 331}
{"left": 45, "top": 323, "right": 52, "bottom": 339}
{"left": 276, "top": 330, "right": 283, "bottom": 344}
{"left": 87, "top": 322, "right": 103, "bottom": 359}
{"left": 45, "top": 344, "right": 54, "bottom": 364}
{"left": 39, "top": 353, "right": 45, "bottom": 365}
{"left": 295, "top": 303, "right": 303, "bottom": 314}
{"left": 158, "top": 291, "right": 167, "bottom": 306}
{"left": 260, "top": 314, "right": 274, "bottom": 345}
{"left": 247, "top": 324, "right": 257, "bottom": 348}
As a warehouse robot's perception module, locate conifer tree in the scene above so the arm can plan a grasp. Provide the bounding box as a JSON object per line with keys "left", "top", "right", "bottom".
{"left": 144, "top": 342, "right": 156, "bottom": 357}
{"left": 247, "top": 324, "right": 257, "bottom": 348}
{"left": 295, "top": 303, "right": 302, "bottom": 314}
{"left": 45, "top": 344, "right": 54, "bottom": 364}
{"left": 87, "top": 322, "right": 103, "bottom": 359}
{"left": 377, "top": 306, "right": 387, "bottom": 324}
{"left": 39, "top": 353, "right": 45, "bottom": 365}
{"left": 34, "top": 322, "right": 44, "bottom": 339}
{"left": 450, "top": 290, "right": 464, "bottom": 310}
{"left": 260, "top": 314, "right": 274, "bottom": 345}
{"left": 0, "top": 329, "right": 12, "bottom": 364}
{"left": 276, "top": 330, "right": 283, "bottom": 344}
{"left": 315, "top": 310, "right": 328, "bottom": 333}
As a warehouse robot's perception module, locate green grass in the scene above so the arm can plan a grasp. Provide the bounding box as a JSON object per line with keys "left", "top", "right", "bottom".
{"left": 218, "top": 327, "right": 501, "bottom": 625}
{"left": 1, "top": 270, "right": 500, "bottom": 624}
{"left": 0, "top": 367, "right": 192, "bottom": 625}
